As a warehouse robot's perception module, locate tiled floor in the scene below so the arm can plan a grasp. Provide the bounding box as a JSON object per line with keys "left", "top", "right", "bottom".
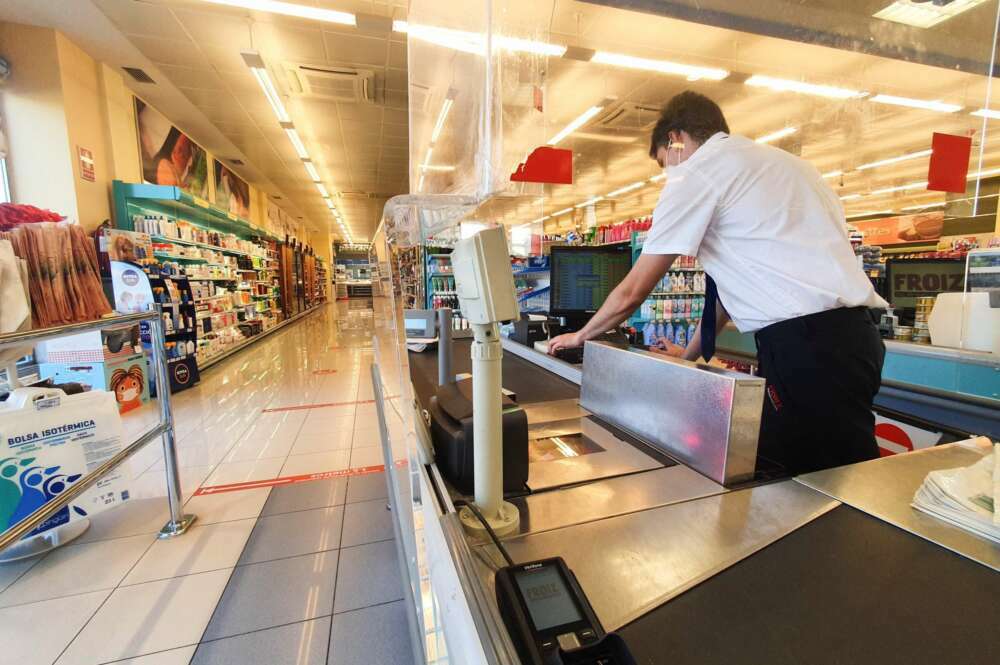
{"left": 0, "top": 300, "right": 415, "bottom": 665}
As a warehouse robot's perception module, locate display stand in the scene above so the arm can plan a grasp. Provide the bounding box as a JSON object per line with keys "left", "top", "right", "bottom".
{"left": 0, "top": 311, "right": 195, "bottom": 561}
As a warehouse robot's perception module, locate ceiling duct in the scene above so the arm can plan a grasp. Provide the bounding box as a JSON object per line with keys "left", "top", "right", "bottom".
{"left": 595, "top": 102, "right": 661, "bottom": 132}
{"left": 284, "top": 63, "right": 376, "bottom": 104}
{"left": 122, "top": 67, "right": 155, "bottom": 84}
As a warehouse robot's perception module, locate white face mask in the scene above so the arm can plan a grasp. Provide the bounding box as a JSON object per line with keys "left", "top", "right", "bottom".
{"left": 120, "top": 387, "right": 138, "bottom": 401}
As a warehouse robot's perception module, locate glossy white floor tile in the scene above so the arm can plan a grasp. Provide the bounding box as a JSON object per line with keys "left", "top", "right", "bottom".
{"left": 106, "top": 645, "right": 198, "bottom": 665}
{"left": 290, "top": 428, "right": 354, "bottom": 455}
{"left": 280, "top": 450, "right": 352, "bottom": 478}
{"left": 122, "top": 519, "right": 256, "bottom": 586}
{"left": 0, "top": 534, "right": 152, "bottom": 608}
{"left": 56, "top": 568, "right": 232, "bottom": 664}
{"left": 349, "top": 446, "right": 385, "bottom": 469}
{"left": 203, "top": 458, "right": 285, "bottom": 487}
{"left": 182, "top": 488, "right": 271, "bottom": 525}
{"left": 0, "top": 589, "right": 108, "bottom": 665}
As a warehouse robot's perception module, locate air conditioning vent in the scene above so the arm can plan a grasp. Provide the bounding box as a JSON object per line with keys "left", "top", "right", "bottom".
{"left": 226, "top": 158, "right": 245, "bottom": 166}
{"left": 122, "top": 67, "right": 155, "bottom": 84}
{"left": 596, "top": 102, "right": 661, "bottom": 131}
{"left": 284, "top": 63, "right": 376, "bottom": 104}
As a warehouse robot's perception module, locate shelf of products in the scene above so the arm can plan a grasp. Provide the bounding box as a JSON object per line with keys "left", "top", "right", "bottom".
{"left": 426, "top": 248, "right": 454, "bottom": 310}
{"left": 631, "top": 230, "right": 706, "bottom": 346}
{"left": 511, "top": 255, "right": 550, "bottom": 313}
{"left": 111, "top": 181, "right": 331, "bottom": 373}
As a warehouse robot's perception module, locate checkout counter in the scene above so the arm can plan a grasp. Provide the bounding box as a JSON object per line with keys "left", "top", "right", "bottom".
{"left": 374, "top": 325, "right": 999, "bottom": 665}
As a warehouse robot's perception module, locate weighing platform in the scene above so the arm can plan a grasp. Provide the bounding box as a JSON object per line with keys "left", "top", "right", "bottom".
{"left": 397, "top": 337, "right": 999, "bottom": 665}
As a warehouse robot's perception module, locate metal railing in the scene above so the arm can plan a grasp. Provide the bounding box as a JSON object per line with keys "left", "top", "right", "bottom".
{"left": 0, "top": 310, "right": 194, "bottom": 558}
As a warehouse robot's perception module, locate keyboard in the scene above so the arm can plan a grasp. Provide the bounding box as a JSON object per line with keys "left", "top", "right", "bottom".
{"left": 533, "top": 340, "right": 585, "bottom": 365}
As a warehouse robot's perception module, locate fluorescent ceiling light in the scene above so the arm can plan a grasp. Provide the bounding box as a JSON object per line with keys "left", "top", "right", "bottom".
{"left": 552, "top": 207, "right": 574, "bottom": 216}
{"left": 430, "top": 98, "right": 454, "bottom": 143}
{"left": 326, "top": 199, "right": 336, "bottom": 209}
{"left": 316, "top": 183, "right": 330, "bottom": 198}
{"left": 284, "top": 127, "right": 309, "bottom": 160}
{"left": 901, "top": 201, "right": 946, "bottom": 211}
{"left": 392, "top": 21, "right": 565, "bottom": 57}
{"left": 423, "top": 147, "right": 434, "bottom": 166}
{"left": 203, "top": 0, "right": 354, "bottom": 25}
{"left": 869, "top": 94, "right": 961, "bottom": 113}
{"left": 303, "top": 161, "right": 321, "bottom": 182}
{"left": 871, "top": 180, "right": 928, "bottom": 195}
{"left": 417, "top": 174, "right": 426, "bottom": 192}
{"left": 839, "top": 194, "right": 863, "bottom": 201}
{"left": 242, "top": 52, "right": 290, "bottom": 123}
{"left": 573, "top": 132, "right": 637, "bottom": 144}
{"left": 873, "top": 0, "right": 990, "bottom": 29}
{"left": 649, "top": 173, "right": 667, "bottom": 183}
{"left": 756, "top": 126, "right": 797, "bottom": 144}
{"left": 607, "top": 181, "right": 645, "bottom": 197}
{"left": 592, "top": 51, "right": 728, "bottom": 81}
{"left": 822, "top": 170, "right": 844, "bottom": 179}
{"left": 420, "top": 164, "right": 456, "bottom": 172}
{"left": 547, "top": 105, "right": 604, "bottom": 145}
{"left": 531, "top": 216, "right": 550, "bottom": 224}
{"left": 972, "top": 108, "right": 1000, "bottom": 120}
{"left": 856, "top": 149, "right": 933, "bottom": 171}
{"left": 969, "top": 167, "right": 1000, "bottom": 179}
{"left": 575, "top": 196, "right": 603, "bottom": 209}
{"left": 745, "top": 75, "right": 865, "bottom": 100}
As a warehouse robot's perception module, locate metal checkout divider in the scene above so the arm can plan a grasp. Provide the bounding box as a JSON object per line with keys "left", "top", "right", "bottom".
{"left": 0, "top": 310, "right": 195, "bottom": 561}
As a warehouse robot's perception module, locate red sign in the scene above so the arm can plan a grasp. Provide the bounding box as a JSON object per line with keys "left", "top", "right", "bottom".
{"left": 928, "top": 132, "right": 972, "bottom": 193}
{"left": 77, "top": 146, "right": 95, "bottom": 182}
{"left": 510, "top": 146, "right": 573, "bottom": 184}
{"left": 852, "top": 211, "right": 944, "bottom": 246}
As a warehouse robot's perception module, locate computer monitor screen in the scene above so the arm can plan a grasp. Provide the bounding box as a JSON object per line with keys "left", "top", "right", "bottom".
{"left": 549, "top": 245, "right": 632, "bottom": 319}
{"left": 885, "top": 258, "right": 965, "bottom": 324}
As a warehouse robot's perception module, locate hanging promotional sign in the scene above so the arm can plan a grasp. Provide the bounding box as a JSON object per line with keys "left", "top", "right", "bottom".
{"left": 852, "top": 211, "right": 944, "bottom": 246}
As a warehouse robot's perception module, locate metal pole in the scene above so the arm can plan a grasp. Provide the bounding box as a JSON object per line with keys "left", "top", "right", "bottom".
{"left": 438, "top": 308, "right": 453, "bottom": 386}
{"left": 148, "top": 307, "right": 196, "bottom": 538}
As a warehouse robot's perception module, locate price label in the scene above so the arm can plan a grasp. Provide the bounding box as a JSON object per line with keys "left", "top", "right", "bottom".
{"left": 193, "top": 196, "right": 209, "bottom": 208}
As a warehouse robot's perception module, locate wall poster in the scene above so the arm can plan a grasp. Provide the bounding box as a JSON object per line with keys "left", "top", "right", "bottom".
{"left": 213, "top": 159, "right": 251, "bottom": 219}
{"left": 134, "top": 97, "right": 209, "bottom": 198}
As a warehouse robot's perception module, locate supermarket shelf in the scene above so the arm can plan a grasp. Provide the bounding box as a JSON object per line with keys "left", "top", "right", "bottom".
{"left": 427, "top": 253, "right": 452, "bottom": 258}
{"left": 198, "top": 305, "right": 322, "bottom": 371}
{"left": 187, "top": 276, "right": 238, "bottom": 282}
{"left": 150, "top": 235, "right": 257, "bottom": 258}
{"left": 153, "top": 253, "right": 207, "bottom": 263}
{"left": 512, "top": 268, "right": 550, "bottom": 276}
{"left": 650, "top": 291, "right": 705, "bottom": 296}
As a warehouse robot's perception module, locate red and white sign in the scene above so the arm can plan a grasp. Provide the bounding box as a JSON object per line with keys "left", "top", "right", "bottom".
{"left": 78, "top": 146, "right": 95, "bottom": 182}
{"left": 875, "top": 414, "right": 944, "bottom": 457}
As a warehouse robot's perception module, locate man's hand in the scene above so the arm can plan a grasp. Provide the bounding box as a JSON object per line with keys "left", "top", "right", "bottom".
{"left": 650, "top": 338, "right": 685, "bottom": 358}
{"left": 547, "top": 331, "right": 584, "bottom": 355}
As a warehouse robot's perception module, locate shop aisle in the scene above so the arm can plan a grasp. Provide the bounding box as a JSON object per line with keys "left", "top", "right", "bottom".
{"left": 0, "top": 300, "right": 415, "bottom": 665}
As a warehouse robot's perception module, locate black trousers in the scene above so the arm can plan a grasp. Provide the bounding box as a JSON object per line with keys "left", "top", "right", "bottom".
{"left": 754, "top": 307, "right": 885, "bottom": 475}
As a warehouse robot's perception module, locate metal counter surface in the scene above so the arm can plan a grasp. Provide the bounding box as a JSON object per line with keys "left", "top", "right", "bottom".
{"left": 473, "top": 480, "right": 838, "bottom": 632}
{"left": 797, "top": 440, "right": 999, "bottom": 570}
{"left": 617, "top": 504, "right": 1000, "bottom": 665}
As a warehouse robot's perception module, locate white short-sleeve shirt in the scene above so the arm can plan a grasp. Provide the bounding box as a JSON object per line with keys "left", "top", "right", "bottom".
{"left": 643, "top": 132, "right": 888, "bottom": 332}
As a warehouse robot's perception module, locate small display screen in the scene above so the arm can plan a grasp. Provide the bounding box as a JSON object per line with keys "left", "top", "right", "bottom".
{"left": 404, "top": 318, "right": 425, "bottom": 332}
{"left": 513, "top": 565, "right": 583, "bottom": 631}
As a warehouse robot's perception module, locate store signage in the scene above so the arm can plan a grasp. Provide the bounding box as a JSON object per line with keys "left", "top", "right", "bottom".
{"left": 875, "top": 415, "right": 942, "bottom": 456}
{"left": 511, "top": 146, "right": 573, "bottom": 184}
{"left": 928, "top": 132, "right": 972, "bottom": 193}
{"left": 78, "top": 146, "right": 95, "bottom": 182}
{"left": 852, "top": 211, "right": 944, "bottom": 246}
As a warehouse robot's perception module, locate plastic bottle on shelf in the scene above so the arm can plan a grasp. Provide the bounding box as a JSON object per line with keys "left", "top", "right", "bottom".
{"left": 663, "top": 321, "right": 674, "bottom": 344}
{"left": 643, "top": 321, "right": 656, "bottom": 346}
{"left": 688, "top": 323, "right": 698, "bottom": 344}
{"left": 675, "top": 325, "right": 687, "bottom": 348}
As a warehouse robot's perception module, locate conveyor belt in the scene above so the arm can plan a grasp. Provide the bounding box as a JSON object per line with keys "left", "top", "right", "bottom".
{"left": 619, "top": 504, "right": 1000, "bottom": 665}
{"left": 408, "top": 338, "right": 580, "bottom": 407}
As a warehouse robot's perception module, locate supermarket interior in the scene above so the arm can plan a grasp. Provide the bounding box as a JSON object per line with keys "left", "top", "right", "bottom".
{"left": 0, "top": 1, "right": 999, "bottom": 665}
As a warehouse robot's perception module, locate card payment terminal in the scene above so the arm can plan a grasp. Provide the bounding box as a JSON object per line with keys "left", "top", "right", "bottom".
{"left": 495, "top": 557, "right": 637, "bottom": 665}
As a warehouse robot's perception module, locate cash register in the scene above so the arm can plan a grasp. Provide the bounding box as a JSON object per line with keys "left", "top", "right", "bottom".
{"left": 536, "top": 244, "right": 633, "bottom": 364}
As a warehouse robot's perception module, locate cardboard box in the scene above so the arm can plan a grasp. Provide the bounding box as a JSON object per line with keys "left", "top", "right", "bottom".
{"left": 34, "top": 325, "right": 142, "bottom": 364}
{"left": 38, "top": 353, "right": 151, "bottom": 414}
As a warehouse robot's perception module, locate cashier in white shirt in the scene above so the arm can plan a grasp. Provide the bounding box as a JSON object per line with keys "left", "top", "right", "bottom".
{"left": 549, "top": 91, "right": 889, "bottom": 475}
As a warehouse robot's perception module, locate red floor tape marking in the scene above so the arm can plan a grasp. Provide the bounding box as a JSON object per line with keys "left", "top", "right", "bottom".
{"left": 312, "top": 369, "right": 339, "bottom": 375}
{"left": 262, "top": 399, "right": 376, "bottom": 413}
{"left": 193, "top": 461, "right": 408, "bottom": 495}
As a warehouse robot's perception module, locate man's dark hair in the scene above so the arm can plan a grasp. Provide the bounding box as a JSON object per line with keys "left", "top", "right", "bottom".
{"left": 649, "top": 91, "right": 730, "bottom": 158}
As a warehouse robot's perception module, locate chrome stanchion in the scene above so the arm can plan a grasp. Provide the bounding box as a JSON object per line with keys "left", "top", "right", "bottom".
{"left": 148, "top": 308, "right": 196, "bottom": 539}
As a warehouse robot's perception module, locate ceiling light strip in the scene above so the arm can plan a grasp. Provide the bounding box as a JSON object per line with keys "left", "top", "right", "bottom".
{"left": 203, "top": 0, "right": 355, "bottom": 26}
{"left": 551, "top": 207, "right": 574, "bottom": 216}
{"left": 592, "top": 51, "right": 728, "bottom": 81}
{"left": 303, "top": 161, "right": 321, "bottom": 183}
{"left": 971, "top": 108, "right": 1000, "bottom": 120}
{"left": 547, "top": 105, "right": 604, "bottom": 145}
{"left": 756, "top": 126, "right": 797, "bottom": 143}
{"left": 870, "top": 180, "right": 928, "bottom": 195}
{"left": 869, "top": 94, "right": 961, "bottom": 113}
{"left": 745, "top": 75, "right": 865, "bottom": 100}
{"left": 822, "top": 170, "right": 843, "bottom": 179}
{"left": 284, "top": 128, "right": 309, "bottom": 160}
{"left": 607, "top": 181, "right": 645, "bottom": 197}
{"left": 430, "top": 98, "right": 454, "bottom": 143}
{"left": 856, "top": 149, "right": 933, "bottom": 171}
{"left": 575, "top": 196, "right": 603, "bottom": 209}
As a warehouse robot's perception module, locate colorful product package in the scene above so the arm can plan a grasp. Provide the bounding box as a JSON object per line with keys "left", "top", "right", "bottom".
{"left": 0, "top": 388, "right": 131, "bottom": 538}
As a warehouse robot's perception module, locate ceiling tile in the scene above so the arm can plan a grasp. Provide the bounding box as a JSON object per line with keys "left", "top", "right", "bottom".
{"left": 388, "top": 42, "right": 407, "bottom": 68}
{"left": 384, "top": 67, "right": 407, "bottom": 91}
{"left": 156, "top": 64, "right": 225, "bottom": 90}
{"left": 95, "top": 0, "right": 190, "bottom": 40}
{"left": 255, "top": 23, "right": 327, "bottom": 63}
{"left": 171, "top": 7, "right": 254, "bottom": 49}
{"left": 322, "top": 32, "right": 389, "bottom": 67}
{"left": 128, "top": 34, "right": 207, "bottom": 69}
